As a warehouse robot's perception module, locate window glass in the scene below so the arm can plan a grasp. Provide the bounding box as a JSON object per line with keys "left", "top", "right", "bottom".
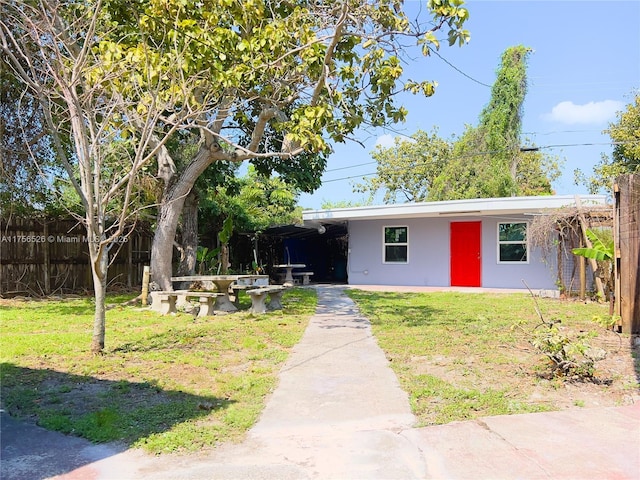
{"left": 499, "top": 244, "right": 527, "bottom": 262}
{"left": 384, "top": 226, "right": 408, "bottom": 263}
{"left": 498, "top": 222, "right": 528, "bottom": 263}
{"left": 385, "top": 227, "right": 407, "bottom": 244}
{"left": 499, "top": 223, "right": 526, "bottom": 242}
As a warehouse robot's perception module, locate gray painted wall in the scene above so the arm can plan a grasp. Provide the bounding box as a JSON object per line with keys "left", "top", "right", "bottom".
{"left": 346, "top": 215, "right": 558, "bottom": 289}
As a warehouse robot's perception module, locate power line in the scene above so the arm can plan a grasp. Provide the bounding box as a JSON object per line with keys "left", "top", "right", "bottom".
{"left": 322, "top": 131, "right": 626, "bottom": 173}
{"left": 320, "top": 140, "right": 640, "bottom": 184}
{"left": 426, "top": 46, "right": 492, "bottom": 88}
{"left": 325, "top": 161, "right": 377, "bottom": 172}
{"left": 324, "top": 172, "right": 377, "bottom": 183}
{"left": 522, "top": 129, "right": 603, "bottom": 136}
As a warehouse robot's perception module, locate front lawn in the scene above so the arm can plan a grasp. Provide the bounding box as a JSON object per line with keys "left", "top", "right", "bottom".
{"left": 346, "top": 290, "right": 639, "bottom": 426}
{"left": 0, "top": 288, "right": 316, "bottom": 453}
{"left": 3, "top": 287, "right": 637, "bottom": 453}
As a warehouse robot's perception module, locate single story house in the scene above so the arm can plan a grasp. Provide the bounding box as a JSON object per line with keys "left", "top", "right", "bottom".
{"left": 302, "top": 195, "right": 609, "bottom": 291}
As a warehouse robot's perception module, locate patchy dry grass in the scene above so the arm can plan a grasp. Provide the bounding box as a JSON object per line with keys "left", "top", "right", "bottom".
{"left": 0, "top": 288, "right": 316, "bottom": 453}
{"left": 3, "top": 287, "right": 638, "bottom": 454}
{"left": 346, "top": 290, "right": 640, "bottom": 426}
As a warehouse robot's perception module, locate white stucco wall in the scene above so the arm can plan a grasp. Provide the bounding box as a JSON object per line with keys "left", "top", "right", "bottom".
{"left": 346, "top": 215, "right": 558, "bottom": 289}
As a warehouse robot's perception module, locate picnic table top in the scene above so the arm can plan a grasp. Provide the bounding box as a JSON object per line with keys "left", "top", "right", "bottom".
{"left": 171, "top": 275, "right": 239, "bottom": 282}
{"left": 171, "top": 274, "right": 269, "bottom": 282}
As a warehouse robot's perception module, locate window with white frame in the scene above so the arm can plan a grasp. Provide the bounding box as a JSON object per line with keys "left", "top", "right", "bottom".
{"left": 383, "top": 226, "right": 408, "bottom": 263}
{"left": 497, "top": 222, "right": 528, "bottom": 263}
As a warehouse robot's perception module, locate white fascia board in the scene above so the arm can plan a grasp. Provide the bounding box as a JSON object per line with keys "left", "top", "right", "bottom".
{"left": 302, "top": 195, "right": 609, "bottom": 222}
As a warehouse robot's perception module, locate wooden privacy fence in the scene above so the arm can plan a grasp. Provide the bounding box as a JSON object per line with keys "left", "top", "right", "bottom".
{"left": 1, "top": 217, "right": 153, "bottom": 296}
{"left": 614, "top": 174, "right": 640, "bottom": 334}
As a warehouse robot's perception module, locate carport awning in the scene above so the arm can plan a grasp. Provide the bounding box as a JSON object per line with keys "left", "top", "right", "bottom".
{"left": 262, "top": 223, "right": 347, "bottom": 239}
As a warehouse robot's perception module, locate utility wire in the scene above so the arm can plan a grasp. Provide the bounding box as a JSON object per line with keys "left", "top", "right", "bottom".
{"left": 427, "top": 46, "right": 492, "bottom": 88}
{"left": 322, "top": 140, "right": 638, "bottom": 174}
{"left": 320, "top": 140, "right": 640, "bottom": 183}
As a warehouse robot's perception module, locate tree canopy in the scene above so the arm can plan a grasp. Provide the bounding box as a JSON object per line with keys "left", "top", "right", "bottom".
{"left": 577, "top": 92, "right": 640, "bottom": 193}
{"left": 0, "top": 49, "right": 62, "bottom": 214}
{"left": 200, "top": 165, "right": 302, "bottom": 236}
{"left": 357, "top": 45, "right": 561, "bottom": 203}
{"left": 117, "top": 0, "right": 472, "bottom": 289}
{"left": 354, "top": 128, "right": 453, "bottom": 203}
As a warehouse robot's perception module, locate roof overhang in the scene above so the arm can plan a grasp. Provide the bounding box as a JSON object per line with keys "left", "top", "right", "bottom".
{"left": 261, "top": 222, "right": 348, "bottom": 239}
{"left": 302, "top": 195, "right": 609, "bottom": 223}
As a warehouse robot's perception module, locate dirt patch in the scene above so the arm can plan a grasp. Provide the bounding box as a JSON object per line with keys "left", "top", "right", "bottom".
{"left": 409, "top": 328, "right": 640, "bottom": 414}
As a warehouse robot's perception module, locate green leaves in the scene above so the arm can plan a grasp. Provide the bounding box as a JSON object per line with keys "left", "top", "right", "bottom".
{"left": 572, "top": 229, "right": 614, "bottom": 262}
{"left": 85, "top": 0, "right": 473, "bottom": 166}
{"left": 405, "top": 80, "right": 438, "bottom": 97}
{"left": 354, "top": 128, "right": 453, "bottom": 203}
{"left": 363, "top": 43, "right": 561, "bottom": 203}
{"left": 578, "top": 93, "right": 639, "bottom": 193}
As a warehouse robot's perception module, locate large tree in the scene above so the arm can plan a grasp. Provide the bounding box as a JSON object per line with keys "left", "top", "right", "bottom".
{"left": 577, "top": 92, "right": 640, "bottom": 193}
{"left": 431, "top": 45, "right": 560, "bottom": 200}
{"left": 110, "top": 0, "right": 470, "bottom": 290}
{"left": 1, "top": 0, "right": 470, "bottom": 351}
{"left": 358, "top": 45, "right": 560, "bottom": 203}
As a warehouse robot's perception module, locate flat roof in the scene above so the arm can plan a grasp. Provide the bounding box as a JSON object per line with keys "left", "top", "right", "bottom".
{"left": 302, "top": 194, "right": 609, "bottom": 223}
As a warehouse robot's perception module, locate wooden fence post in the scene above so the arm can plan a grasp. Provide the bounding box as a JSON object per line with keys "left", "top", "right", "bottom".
{"left": 574, "top": 195, "right": 605, "bottom": 299}
{"left": 141, "top": 266, "right": 150, "bottom": 306}
{"left": 615, "top": 174, "right": 640, "bottom": 334}
{"left": 43, "top": 221, "right": 51, "bottom": 295}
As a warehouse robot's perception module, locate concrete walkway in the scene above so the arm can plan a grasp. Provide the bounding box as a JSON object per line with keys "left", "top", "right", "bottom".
{"left": 2, "top": 285, "right": 639, "bottom": 479}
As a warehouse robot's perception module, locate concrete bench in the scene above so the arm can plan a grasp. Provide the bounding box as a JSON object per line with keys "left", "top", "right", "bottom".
{"left": 149, "top": 291, "right": 178, "bottom": 315}
{"left": 247, "top": 286, "right": 288, "bottom": 314}
{"left": 180, "top": 292, "right": 225, "bottom": 317}
{"left": 150, "top": 291, "right": 223, "bottom": 316}
{"left": 291, "top": 271, "right": 314, "bottom": 285}
{"left": 231, "top": 284, "right": 260, "bottom": 308}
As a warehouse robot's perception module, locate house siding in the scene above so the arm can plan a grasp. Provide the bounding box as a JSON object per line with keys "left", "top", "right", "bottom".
{"left": 347, "top": 215, "right": 557, "bottom": 289}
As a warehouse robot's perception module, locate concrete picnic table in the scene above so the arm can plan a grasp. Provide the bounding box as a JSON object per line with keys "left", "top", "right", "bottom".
{"left": 171, "top": 275, "right": 239, "bottom": 312}
{"left": 273, "top": 264, "right": 306, "bottom": 285}
{"left": 235, "top": 274, "right": 269, "bottom": 286}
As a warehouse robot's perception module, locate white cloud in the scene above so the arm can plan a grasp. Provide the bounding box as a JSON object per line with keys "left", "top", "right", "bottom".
{"left": 541, "top": 100, "right": 623, "bottom": 125}
{"left": 374, "top": 134, "right": 396, "bottom": 148}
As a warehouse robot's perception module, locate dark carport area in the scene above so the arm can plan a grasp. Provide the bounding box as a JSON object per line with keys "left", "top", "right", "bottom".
{"left": 260, "top": 222, "right": 348, "bottom": 284}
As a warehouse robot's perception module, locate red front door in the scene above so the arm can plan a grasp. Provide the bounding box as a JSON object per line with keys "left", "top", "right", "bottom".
{"left": 450, "top": 221, "right": 481, "bottom": 287}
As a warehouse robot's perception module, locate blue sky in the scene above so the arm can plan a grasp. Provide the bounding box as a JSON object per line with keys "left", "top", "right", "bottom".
{"left": 298, "top": 0, "right": 640, "bottom": 210}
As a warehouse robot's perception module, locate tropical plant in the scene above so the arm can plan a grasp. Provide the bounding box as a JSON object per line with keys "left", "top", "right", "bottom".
{"left": 515, "top": 281, "right": 607, "bottom": 380}
{"left": 572, "top": 229, "right": 614, "bottom": 262}
{"left": 572, "top": 228, "right": 615, "bottom": 299}
{"left": 195, "top": 246, "right": 217, "bottom": 275}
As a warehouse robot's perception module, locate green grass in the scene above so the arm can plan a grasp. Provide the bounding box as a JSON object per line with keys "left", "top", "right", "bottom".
{"left": 0, "top": 288, "right": 316, "bottom": 453}
{"left": 345, "top": 290, "right": 632, "bottom": 426}
{"left": 3, "top": 287, "right": 636, "bottom": 451}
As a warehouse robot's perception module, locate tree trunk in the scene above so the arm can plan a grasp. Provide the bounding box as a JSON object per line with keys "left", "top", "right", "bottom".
{"left": 176, "top": 190, "right": 199, "bottom": 276}
{"left": 150, "top": 144, "right": 223, "bottom": 290}
{"left": 151, "top": 194, "right": 185, "bottom": 291}
{"left": 220, "top": 243, "right": 229, "bottom": 275}
{"left": 90, "top": 244, "right": 109, "bottom": 354}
